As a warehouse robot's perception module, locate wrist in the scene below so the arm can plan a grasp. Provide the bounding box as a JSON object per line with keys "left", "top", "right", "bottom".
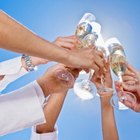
{"left": 21, "top": 57, "right": 28, "bottom": 71}
{"left": 100, "top": 93, "right": 113, "bottom": 107}
{"left": 22, "top": 54, "right": 37, "bottom": 71}
{"left": 62, "top": 49, "right": 72, "bottom": 66}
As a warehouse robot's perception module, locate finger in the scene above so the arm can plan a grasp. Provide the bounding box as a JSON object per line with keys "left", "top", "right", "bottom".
{"left": 59, "top": 42, "right": 76, "bottom": 50}
{"left": 125, "top": 80, "right": 137, "bottom": 85}
{"left": 93, "top": 50, "right": 105, "bottom": 69}
{"left": 94, "top": 56, "right": 104, "bottom": 69}
{"left": 123, "top": 75, "right": 136, "bottom": 82}
{"left": 121, "top": 100, "right": 134, "bottom": 109}
{"left": 123, "top": 70, "right": 136, "bottom": 77}
{"left": 133, "top": 105, "right": 140, "bottom": 112}
{"left": 126, "top": 63, "right": 137, "bottom": 74}
{"left": 91, "top": 71, "right": 101, "bottom": 83}
{"left": 96, "top": 49, "right": 104, "bottom": 58}
{"left": 120, "top": 93, "right": 136, "bottom": 109}
{"left": 123, "top": 83, "right": 137, "bottom": 92}
{"left": 61, "top": 37, "right": 78, "bottom": 44}
{"left": 70, "top": 35, "right": 83, "bottom": 44}
{"left": 91, "top": 64, "right": 100, "bottom": 73}
{"left": 67, "top": 35, "right": 76, "bottom": 37}
{"left": 68, "top": 68, "right": 80, "bottom": 79}
{"left": 91, "top": 76, "right": 101, "bottom": 88}
{"left": 68, "top": 35, "right": 77, "bottom": 39}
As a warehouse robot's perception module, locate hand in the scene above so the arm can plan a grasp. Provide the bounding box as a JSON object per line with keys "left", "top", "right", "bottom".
{"left": 68, "top": 47, "right": 105, "bottom": 73}
{"left": 122, "top": 63, "right": 140, "bottom": 88}
{"left": 53, "top": 36, "right": 105, "bottom": 72}
{"left": 115, "top": 63, "right": 140, "bottom": 112}
{"left": 37, "top": 64, "right": 79, "bottom": 97}
{"left": 53, "top": 35, "right": 80, "bottom": 50}
{"left": 91, "top": 62, "right": 113, "bottom": 97}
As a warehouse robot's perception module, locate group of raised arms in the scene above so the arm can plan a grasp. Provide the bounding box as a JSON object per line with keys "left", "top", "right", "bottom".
{"left": 0, "top": 10, "right": 140, "bottom": 140}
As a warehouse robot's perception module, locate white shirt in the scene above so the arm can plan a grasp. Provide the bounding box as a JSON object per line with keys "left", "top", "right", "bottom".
{"left": 0, "top": 56, "right": 28, "bottom": 92}
{"left": 0, "top": 56, "right": 58, "bottom": 140}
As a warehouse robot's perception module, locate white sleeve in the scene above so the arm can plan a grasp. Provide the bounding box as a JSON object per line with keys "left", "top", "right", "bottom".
{"left": 0, "top": 81, "right": 46, "bottom": 136}
{"left": 0, "top": 56, "right": 28, "bottom": 92}
{"left": 30, "top": 125, "right": 58, "bottom": 140}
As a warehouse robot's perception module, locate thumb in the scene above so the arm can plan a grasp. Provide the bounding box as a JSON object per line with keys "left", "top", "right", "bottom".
{"left": 127, "top": 63, "right": 137, "bottom": 74}
{"left": 123, "top": 83, "right": 136, "bottom": 92}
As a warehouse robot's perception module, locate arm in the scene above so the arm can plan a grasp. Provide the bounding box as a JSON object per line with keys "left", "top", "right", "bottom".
{"left": 36, "top": 91, "right": 67, "bottom": 133}
{"left": 0, "top": 56, "right": 48, "bottom": 92}
{"left": 31, "top": 64, "right": 79, "bottom": 140}
{"left": 0, "top": 11, "right": 68, "bottom": 63}
{"left": 0, "top": 64, "right": 78, "bottom": 137}
{"left": 115, "top": 63, "right": 140, "bottom": 112}
{"left": 30, "top": 92, "right": 67, "bottom": 140}
{"left": 91, "top": 62, "right": 119, "bottom": 140}
{"left": 0, "top": 10, "right": 104, "bottom": 71}
{"left": 0, "top": 35, "right": 77, "bottom": 92}
{"left": 100, "top": 95, "right": 119, "bottom": 140}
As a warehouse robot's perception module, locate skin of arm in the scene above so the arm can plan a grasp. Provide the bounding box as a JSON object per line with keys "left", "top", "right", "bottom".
{"left": 100, "top": 96, "right": 119, "bottom": 140}
{"left": 23, "top": 36, "right": 78, "bottom": 134}
{"left": 36, "top": 91, "right": 67, "bottom": 133}
{"left": 115, "top": 63, "right": 140, "bottom": 112}
{"left": 0, "top": 35, "right": 79, "bottom": 134}
{"left": 36, "top": 64, "right": 79, "bottom": 133}
{"left": 0, "top": 11, "right": 69, "bottom": 63}
{"left": 91, "top": 62, "right": 119, "bottom": 140}
{"left": 0, "top": 35, "right": 79, "bottom": 81}
{"left": 0, "top": 10, "right": 105, "bottom": 71}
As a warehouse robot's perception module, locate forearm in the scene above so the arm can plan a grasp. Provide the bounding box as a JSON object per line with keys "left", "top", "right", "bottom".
{"left": 36, "top": 91, "right": 67, "bottom": 133}
{"left": 0, "top": 10, "right": 69, "bottom": 63}
{"left": 100, "top": 96, "right": 119, "bottom": 140}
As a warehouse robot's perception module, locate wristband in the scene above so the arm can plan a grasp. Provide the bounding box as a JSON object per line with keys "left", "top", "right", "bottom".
{"left": 22, "top": 54, "right": 37, "bottom": 71}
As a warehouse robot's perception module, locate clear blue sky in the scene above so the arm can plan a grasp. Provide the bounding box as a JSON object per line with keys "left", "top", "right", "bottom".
{"left": 0, "top": 0, "right": 140, "bottom": 140}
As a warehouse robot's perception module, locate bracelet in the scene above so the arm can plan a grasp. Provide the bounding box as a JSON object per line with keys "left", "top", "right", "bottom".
{"left": 22, "top": 54, "right": 37, "bottom": 71}
{"left": 97, "top": 88, "right": 114, "bottom": 98}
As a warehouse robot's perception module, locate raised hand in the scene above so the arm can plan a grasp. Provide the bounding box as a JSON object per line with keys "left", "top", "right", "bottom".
{"left": 53, "top": 35, "right": 105, "bottom": 73}
{"left": 115, "top": 63, "right": 140, "bottom": 112}
{"left": 37, "top": 64, "right": 79, "bottom": 97}
{"left": 91, "top": 61, "right": 113, "bottom": 97}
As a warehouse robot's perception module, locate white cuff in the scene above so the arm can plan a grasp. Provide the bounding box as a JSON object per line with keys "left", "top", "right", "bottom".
{"left": 0, "top": 56, "right": 28, "bottom": 92}
{"left": 30, "top": 125, "right": 58, "bottom": 140}
{"left": 0, "top": 56, "right": 24, "bottom": 75}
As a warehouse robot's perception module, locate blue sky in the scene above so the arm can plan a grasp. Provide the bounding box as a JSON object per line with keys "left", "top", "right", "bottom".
{"left": 0, "top": 0, "right": 140, "bottom": 140}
